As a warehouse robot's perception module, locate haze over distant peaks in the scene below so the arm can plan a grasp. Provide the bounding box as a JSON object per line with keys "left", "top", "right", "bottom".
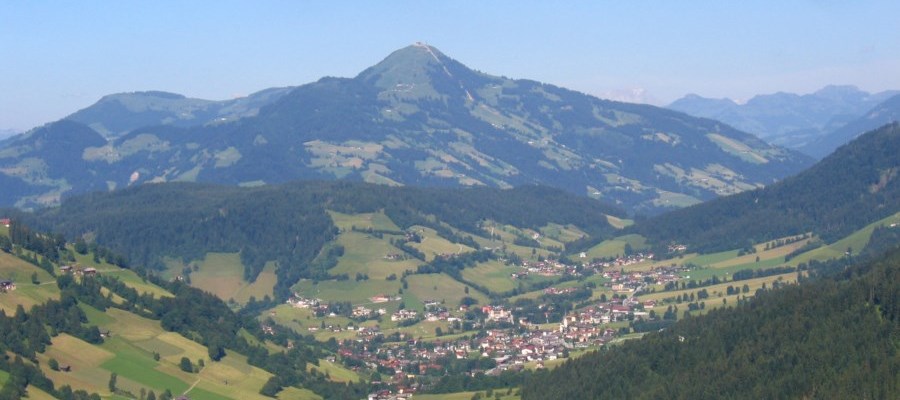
{"left": 669, "top": 85, "right": 900, "bottom": 154}
{"left": 0, "top": 43, "right": 812, "bottom": 212}
{"left": 799, "top": 93, "right": 900, "bottom": 158}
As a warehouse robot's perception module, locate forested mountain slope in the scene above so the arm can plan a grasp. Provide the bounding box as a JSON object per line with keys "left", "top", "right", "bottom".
{"left": 630, "top": 122, "right": 900, "bottom": 253}
{"left": 17, "top": 181, "right": 623, "bottom": 298}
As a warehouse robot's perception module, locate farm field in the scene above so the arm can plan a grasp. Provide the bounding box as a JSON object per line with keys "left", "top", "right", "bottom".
{"left": 276, "top": 386, "right": 323, "bottom": 400}
{"left": 403, "top": 273, "right": 489, "bottom": 310}
{"left": 329, "top": 231, "right": 421, "bottom": 280}
{"left": 584, "top": 234, "right": 647, "bottom": 260}
{"left": 165, "top": 252, "right": 274, "bottom": 304}
{"left": 306, "top": 358, "right": 360, "bottom": 383}
{"left": 408, "top": 226, "right": 475, "bottom": 261}
{"left": 69, "top": 249, "right": 173, "bottom": 299}
{"left": 265, "top": 303, "right": 364, "bottom": 339}
{"left": 787, "top": 212, "right": 900, "bottom": 267}
{"left": 293, "top": 278, "right": 401, "bottom": 306}
{"left": 0, "top": 251, "right": 59, "bottom": 313}
{"left": 461, "top": 260, "right": 519, "bottom": 293}
{"left": 328, "top": 210, "right": 400, "bottom": 232}
{"left": 35, "top": 303, "right": 275, "bottom": 400}
{"left": 640, "top": 271, "right": 799, "bottom": 317}
{"left": 540, "top": 223, "right": 588, "bottom": 243}
{"left": 605, "top": 214, "right": 633, "bottom": 229}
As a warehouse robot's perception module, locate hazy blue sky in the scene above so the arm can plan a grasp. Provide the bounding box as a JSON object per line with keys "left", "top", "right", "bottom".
{"left": 2, "top": 1, "right": 899, "bottom": 131}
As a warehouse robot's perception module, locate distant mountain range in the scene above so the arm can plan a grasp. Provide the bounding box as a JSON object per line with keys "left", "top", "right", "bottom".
{"left": 0, "top": 43, "right": 812, "bottom": 212}
{"left": 669, "top": 86, "right": 899, "bottom": 155}
{"left": 800, "top": 94, "right": 900, "bottom": 158}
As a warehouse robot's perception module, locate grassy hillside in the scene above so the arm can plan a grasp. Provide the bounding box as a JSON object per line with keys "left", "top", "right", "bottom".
{"left": 36, "top": 306, "right": 278, "bottom": 400}
{"left": 0, "top": 225, "right": 366, "bottom": 400}
{"left": 0, "top": 251, "right": 59, "bottom": 314}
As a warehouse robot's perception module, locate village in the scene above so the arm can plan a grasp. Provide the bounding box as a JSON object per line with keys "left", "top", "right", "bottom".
{"left": 284, "top": 254, "right": 693, "bottom": 400}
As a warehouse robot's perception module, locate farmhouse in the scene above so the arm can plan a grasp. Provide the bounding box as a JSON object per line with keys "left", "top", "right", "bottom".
{"left": 287, "top": 295, "right": 319, "bottom": 308}
{"left": 371, "top": 294, "right": 392, "bottom": 303}
{"left": 0, "top": 280, "right": 15, "bottom": 292}
{"left": 0, "top": 218, "right": 9, "bottom": 227}
{"left": 82, "top": 267, "right": 98, "bottom": 276}
{"left": 391, "top": 309, "right": 418, "bottom": 321}
{"left": 60, "top": 265, "right": 74, "bottom": 274}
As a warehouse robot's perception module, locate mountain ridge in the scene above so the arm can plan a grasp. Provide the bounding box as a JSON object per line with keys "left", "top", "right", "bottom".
{"left": 0, "top": 43, "right": 813, "bottom": 212}
{"left": 630, "top": 122, "right": 900, "bottom": 253}
{"left": 799, "top": 93, "right": 900, "bottom": 158}
{"left": 669, "top": 85, "right": 900, "bottom": 153}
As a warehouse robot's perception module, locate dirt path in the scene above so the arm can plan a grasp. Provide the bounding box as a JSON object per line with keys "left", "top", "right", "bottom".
{"left": 184, "top": 376, "right": 202, "bottom": 396}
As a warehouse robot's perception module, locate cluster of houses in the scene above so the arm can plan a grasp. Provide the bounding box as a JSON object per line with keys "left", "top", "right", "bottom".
{"left": 350, "top": 294, "right": 674, "bottom": 399}
{"left": 0, "top": 218, "right": 9, "bottom": 228}
{"left": 668, "top": 244, "right": 688, "bottom": 253}
{"left": 480, "top": 305, "right": 514, "bottom": 324}
{"left": 352, "top": 296, "right": 642, "bottom": 399}
{"left": 512, "top": 251, "right": 657, "bottom": 280}
{"left": 477, "top": 329, "right": 568, "bottom": 368}
{"left": 543, "top": 286, "right": 578, "bottom": 296}
{"left": 590, "top": 252, "right": 656, "bottom": 269}
{"left": 353, "top": 305, "right": 388, "bottom": 318}
{"left": 299, "top": 254, "right": 697, "bottom": 399}
{"left": 367, "top": 390, "right": 413, "bottom": 400}
{"left": 59, "top": 265, "right": 98, "bottom": 276}
{"left": 603, "top": 264, "right": 685, "bottom": 294}
{"left": 514, "top": 260, "right": 578, "bottom": 278}
{"left": 286, "top": 295, "right": 321, "bottom": 309}
{"left": 559, "top": 298, "right": 653, "bottom": 336}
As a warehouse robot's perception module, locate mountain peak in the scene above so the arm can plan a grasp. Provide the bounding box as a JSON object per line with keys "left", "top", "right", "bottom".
{"left": 374, "top": 42, "right": 449, "bottom": 68}
{"left": 355, "top": 43, "right": 462, "bottom": 93}
{"left": 814, "top": 84, "right": 862, "bottom": 96}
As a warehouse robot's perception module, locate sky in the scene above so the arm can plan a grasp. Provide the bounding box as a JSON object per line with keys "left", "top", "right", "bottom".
{"left": 2, "top": 1, "right": 900, "bottom": 132}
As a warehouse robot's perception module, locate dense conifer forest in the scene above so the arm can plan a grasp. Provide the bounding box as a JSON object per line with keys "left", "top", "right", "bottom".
{"left": 522, "top": 244, "right": 900, "bottom": 399}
